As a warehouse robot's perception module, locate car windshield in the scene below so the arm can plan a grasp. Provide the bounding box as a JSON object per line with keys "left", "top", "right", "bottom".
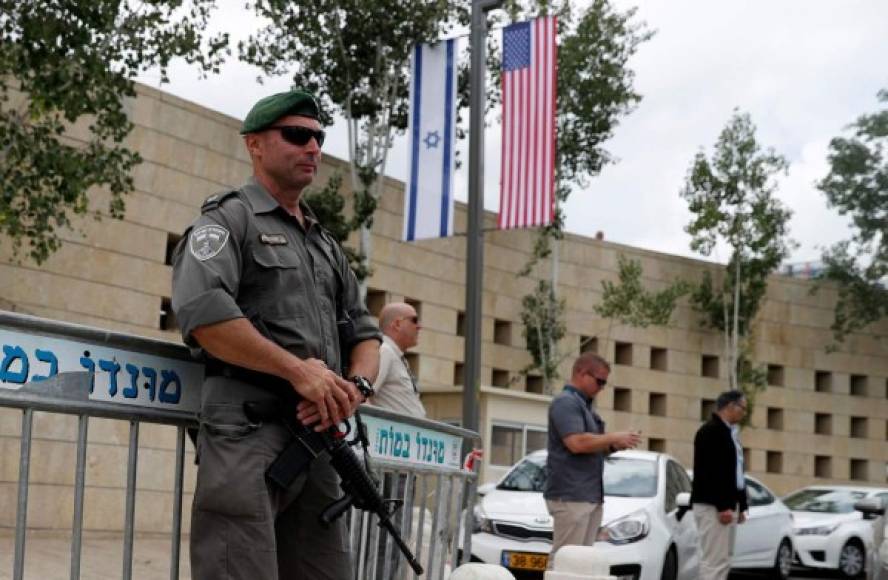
{"left": 783, "top": 489, "right": 867, "bottom": 513}
{"left": 497, "top": 456, "right": 658, "bottom": 498}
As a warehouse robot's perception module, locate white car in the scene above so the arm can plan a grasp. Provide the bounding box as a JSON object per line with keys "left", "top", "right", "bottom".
{"left": 469, "top": 449, "right": 700, "bottom": 580}
{"left": 784, "top": 485, "right": 888, "bottom": 578}
{"left": 682, "top": 471, "right": 796, "bottom": 578}
{"left": 853, "top": 496, "right": 888, "bottom": 580}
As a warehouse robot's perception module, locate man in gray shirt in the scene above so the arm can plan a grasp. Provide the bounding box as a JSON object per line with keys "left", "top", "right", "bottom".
{"left": 172, "top": 90, "right": 381, "bottom": 580}
{"left": 544, "top": 352, "right": 641, "bottom": 567}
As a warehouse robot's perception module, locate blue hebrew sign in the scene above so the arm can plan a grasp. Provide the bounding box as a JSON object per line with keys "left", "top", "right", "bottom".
{"left": 0, "top": 329, "right": 203, "bottom": 414}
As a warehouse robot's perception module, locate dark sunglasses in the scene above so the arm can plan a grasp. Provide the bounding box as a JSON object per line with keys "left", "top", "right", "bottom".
{"left": 268, "top": 125, "right": 326, "bottom": 147}
{"left": 402, "top": 316, "right": 419, "bottom": 324}
{"left": 586, "top": 371, "right": 606, "bottom": 387}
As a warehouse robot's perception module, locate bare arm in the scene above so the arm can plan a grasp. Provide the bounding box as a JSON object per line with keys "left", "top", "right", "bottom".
{"left": 192, "top": 318, "right": 359, "bottom": 429}
{"left": 563, "top": 431, "right": 641, "bottom": 455}
{"left": 348, "top": 338, "right": 381, "bottom": 383}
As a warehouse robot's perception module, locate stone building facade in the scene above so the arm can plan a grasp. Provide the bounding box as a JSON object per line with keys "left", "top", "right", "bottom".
{"left": 1, "top": 84, "right": 886, "bottom": 533}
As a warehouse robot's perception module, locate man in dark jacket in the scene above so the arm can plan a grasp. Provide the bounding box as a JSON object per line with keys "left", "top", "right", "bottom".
{"left": 691, "top": 390, "right": 749, "bottom": 580}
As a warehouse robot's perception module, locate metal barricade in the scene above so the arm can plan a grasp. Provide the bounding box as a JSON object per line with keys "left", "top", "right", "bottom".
{"left": 0, "top": 311, "right": 479, "bottom": 580}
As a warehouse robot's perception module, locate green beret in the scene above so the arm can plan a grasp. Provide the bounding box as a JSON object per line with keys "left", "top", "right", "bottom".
{"left": 240, "top": 90, "right": 321, "bottom": 134}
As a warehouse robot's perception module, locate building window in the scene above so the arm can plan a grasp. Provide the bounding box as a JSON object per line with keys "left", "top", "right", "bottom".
{"left": 700, "top": 399, "right": 715, "bottom": 421}
{"left": 851, "top": 416, "right": 868, "bottom": 439}
{"left": 526, "top": 375, "right": 544, "bottom": 394}
{"left": 650, "top": 348, "right": 668, "bottom": 371}
{"left": 767, "top": 408, "right": 784, "bottom": 430}
{"left": 365, "top": 288, "right": 388, "bottom": 318}
{"left": 649, "top": 393, "right": 667, "bottom": 417}
{"left": 490, "top": 423, "right": 547, "bottom": 466}
{"left": 526, "top": 429, "right": 547, "bottom": 454}
{"left": 767, "top": 364, "right": 784, "bottom": 387}
{"left": 453, "top": 362, "right": 464, "bottom": 386}
{"left": 850, "top": 459, "right": 868, "bottom": 481}
{"left": 490, "top": 425, "right": 521, "bottom": 466}
{"left": 815, "top": 455, "right": 832, "bottom": 478}
{"left": 494, "top": 319, "right": 512, "bottom": 346}
{"left": 743, "top": 448, "right": 751, "bottom": 470}
{"left": 159, "top": 297, "right": 176, "bottom": 331}
{"left": 614, "top": 388, "right": 631, "bottom": 412}
{"left": 850, "top": 374, "right": 868, "bottom": 397}
{"left": 456, "top": 311, "right": 466, "bottom": 337}
{"left": 404, "top": 297, "right": 422, "bottom": 319}
{"left": 164, "top": 232, "right": 182, "bottom": 266}
{"left": 701, "top": 355, "right": 719, "bottom": 378}
{"left": 648, "top": 438, "right": 666, "bottom": 453}
{"left": 766, "top": 451, "right": 783, "bottom": 474}
{"left": 491, "top": 368, "right": 510, "bottom": 388}
{"left": 815, "top": 413, "right": 832, "bottom": 435}
{"left": 615, "top": 342, "right": 633, "bottom": 366}
{"left": 815, "top": 370, "right": 832, "bottom": 393}
{"left": 579, "top": 335, "right": 598, "bottom": 354}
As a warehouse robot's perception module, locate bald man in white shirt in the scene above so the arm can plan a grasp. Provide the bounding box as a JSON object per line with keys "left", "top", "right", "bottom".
{"left": 369, "top": 302, "right": 426, "bottom": 417}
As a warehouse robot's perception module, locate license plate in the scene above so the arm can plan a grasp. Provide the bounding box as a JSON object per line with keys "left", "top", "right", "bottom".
{"left": 502, "top": 551, "right": 548, "bottom": 571}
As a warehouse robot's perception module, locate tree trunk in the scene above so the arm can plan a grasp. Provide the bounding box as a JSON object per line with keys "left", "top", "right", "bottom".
{"left": 731, "top": 255, "right": 741, "bottom": 390}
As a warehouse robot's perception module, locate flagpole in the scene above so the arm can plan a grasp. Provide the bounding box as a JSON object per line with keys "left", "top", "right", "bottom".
{"left": 463, "top": 0, "right": 502, "bottom": 441}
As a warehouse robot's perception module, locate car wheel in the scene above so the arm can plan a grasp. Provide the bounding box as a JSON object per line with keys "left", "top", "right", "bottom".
{"left": 770, "top": 538, "right": 793, "bottom": 580}
{"left": 660, "top": 546, "right": 677, "bottom": 580}
{"left": 838, "top": 540, "right": 865, "bottom": 578}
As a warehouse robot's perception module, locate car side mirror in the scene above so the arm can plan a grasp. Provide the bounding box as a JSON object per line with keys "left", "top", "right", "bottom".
{"left": 477, "top": 482, "right": 496, "bottom": 497}
{"left": 676, "top": 492, "right": 691, "bottom": 521}
{"left": 854, "top": 497, "right": 886, "bottom": 520}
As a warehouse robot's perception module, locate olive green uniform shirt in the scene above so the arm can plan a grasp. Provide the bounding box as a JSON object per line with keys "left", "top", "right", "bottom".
{"left": 171, "top": 176, "right": 380, "bottom": 374}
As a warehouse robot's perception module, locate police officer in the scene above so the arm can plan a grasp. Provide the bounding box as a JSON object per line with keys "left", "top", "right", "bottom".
{"left": 171, "top": 89, "right": 382, "bottom": 580}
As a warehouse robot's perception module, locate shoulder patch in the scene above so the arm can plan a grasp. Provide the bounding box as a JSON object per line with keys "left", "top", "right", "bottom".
{"left": 189, "top": 224, "right": 230, "bottom": 261}
{"left": 201, "top": 190, "right": 240, "bottom": 214}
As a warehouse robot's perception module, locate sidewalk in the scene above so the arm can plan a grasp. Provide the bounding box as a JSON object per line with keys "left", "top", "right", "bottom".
{"left": 0, "top": 531, "right": 190, "bottom": 580}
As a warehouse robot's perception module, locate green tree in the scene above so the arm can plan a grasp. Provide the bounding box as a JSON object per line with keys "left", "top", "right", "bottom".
{"left": 519, "top": 254, "right": 687, "bottom": 394}
{"left": 681, "top": 110, "right": 794, "bottom": 415}
{"left": 510, "top": 0, "right": 652, "bottom": 386}
{"left": 594, "top": 254, "right": 690, "bottom": 329}
{"left": 240, "top": 0, "right": 466, "bottom": 282}
{"left": 0, "top": 1, "right": 228, "bottom": 264}
{"left": 519, "top": 280, "right": 566, "bottom": 392}
{"left": 817, "top": 89, "right": 888, "bottom": 342}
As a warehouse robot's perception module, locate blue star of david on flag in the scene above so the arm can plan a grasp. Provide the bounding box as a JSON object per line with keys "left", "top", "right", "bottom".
{"left": 423, "top": 131, "right": 441, "bottom": 149}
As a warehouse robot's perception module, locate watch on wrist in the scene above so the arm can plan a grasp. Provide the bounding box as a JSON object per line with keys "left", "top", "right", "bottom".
{"left": 350, "top": 375, "right": 375, "bottom": 400}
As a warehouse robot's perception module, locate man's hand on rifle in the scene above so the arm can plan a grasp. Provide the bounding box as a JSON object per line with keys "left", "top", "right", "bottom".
{"left": 290, "top": 358, "right": 361, "bottom": 430}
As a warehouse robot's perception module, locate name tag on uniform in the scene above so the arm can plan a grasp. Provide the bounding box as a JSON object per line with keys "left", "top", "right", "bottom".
{"left": 260, "top": 233, "right": 288, "bottom": 245}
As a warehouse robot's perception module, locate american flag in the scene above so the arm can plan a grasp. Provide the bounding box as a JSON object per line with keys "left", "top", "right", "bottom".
{"left": 498, "top": 16, "right": 557, "bottom": 230}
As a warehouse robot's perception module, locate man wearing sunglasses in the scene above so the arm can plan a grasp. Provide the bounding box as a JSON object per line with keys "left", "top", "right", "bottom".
{"left": 544, "top": 352, "right": 642, "bottom": 568}
{"left": 691, "top": 390, "right": 749, "bottom": 580}
{"left": 171, "top": 89, "right": 382, "bottom": 580}
{"left": 369, "top": 302, "right": 425, "bottom": 417}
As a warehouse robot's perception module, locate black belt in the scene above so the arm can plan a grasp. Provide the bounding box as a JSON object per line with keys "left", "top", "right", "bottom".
{"left": 204, "top": 360, "right": 291, "bottom": 393}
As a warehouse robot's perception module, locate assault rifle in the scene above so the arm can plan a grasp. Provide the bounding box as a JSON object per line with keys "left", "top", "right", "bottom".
{"left": 243, "top": 398, "right": 424, "bottom": 576}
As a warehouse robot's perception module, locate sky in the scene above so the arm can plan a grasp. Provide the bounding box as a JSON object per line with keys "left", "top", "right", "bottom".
{"left": 137, "top": 1, "right": 888, "bottom": 266}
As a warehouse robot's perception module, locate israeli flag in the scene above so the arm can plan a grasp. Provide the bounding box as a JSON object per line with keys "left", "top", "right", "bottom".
{"left": 404, "top": 38, "right": 457, "bottom": 241}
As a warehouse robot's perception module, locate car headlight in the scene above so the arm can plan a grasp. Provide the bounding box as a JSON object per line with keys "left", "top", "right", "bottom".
{"left": 795, "top": 523, "right": 839, "bottom": 536}
{"left": 473, "top": 505, "right": 494, "bottom": 534}
{"left": 597, "top": 510, "right": 650, "bottom": 545}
